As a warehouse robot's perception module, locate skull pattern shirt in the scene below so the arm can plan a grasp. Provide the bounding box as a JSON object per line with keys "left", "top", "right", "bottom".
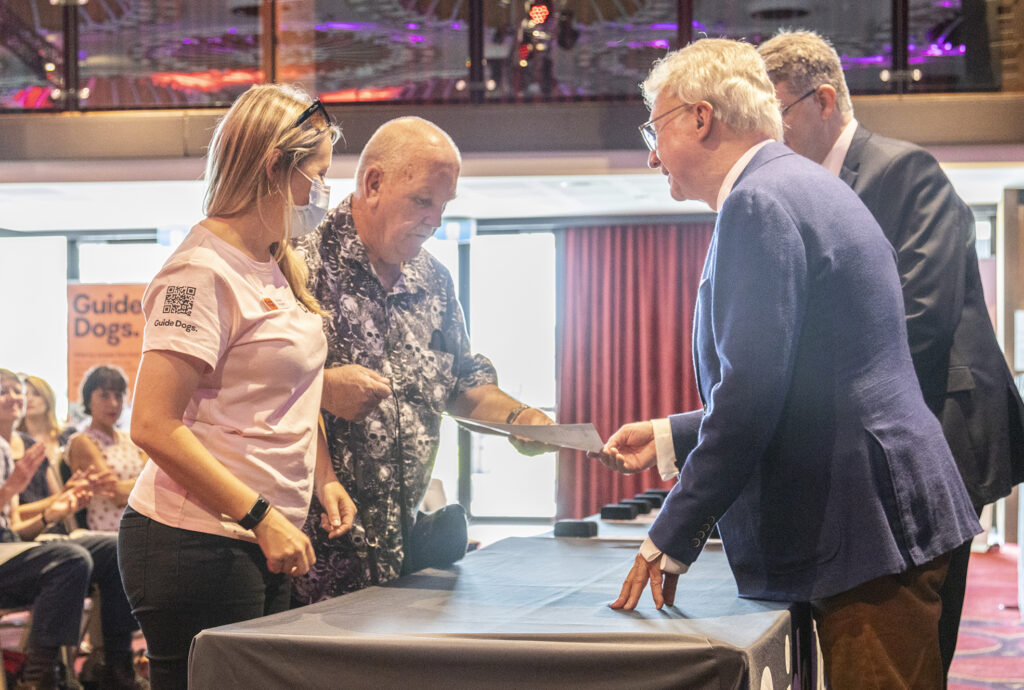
{"left": 292, "top": 196, "right": 497, "bottom": 603}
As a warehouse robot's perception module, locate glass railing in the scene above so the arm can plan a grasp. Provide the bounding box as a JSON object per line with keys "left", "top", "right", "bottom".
{"left": 0, "top": 0, "right": 1005, "bottom": 112}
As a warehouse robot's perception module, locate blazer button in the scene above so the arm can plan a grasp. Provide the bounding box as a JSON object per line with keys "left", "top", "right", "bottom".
{"left": 690, "top": 539, "right": 701, "bottom": 548}
{"left": 700, "top": 523, "right": 711, "bottom": 532}
{"left": 706, "top": 516, "right": 716, "bottom": 524}
{"left": 696, "top": 530, "right": 706, "bottom": 539}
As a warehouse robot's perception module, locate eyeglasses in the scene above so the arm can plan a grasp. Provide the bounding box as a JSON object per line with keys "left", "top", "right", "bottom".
{"left": 292, "top": 99, "right": 336, "bottom": 130}
{"left": 779, "top": 87, "right": 819, "bottom": 116}
{"left": 638, "top": 102, "right": 691, "bottom": 152}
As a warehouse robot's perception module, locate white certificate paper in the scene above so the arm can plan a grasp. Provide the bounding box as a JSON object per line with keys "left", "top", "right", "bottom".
{"left": 450, "top": 415, "right": 604, "bottom": 453}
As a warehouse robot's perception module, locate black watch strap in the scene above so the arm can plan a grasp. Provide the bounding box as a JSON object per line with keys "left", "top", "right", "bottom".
{"left": 238, "top": 495, "right": 270, "bottom": 530}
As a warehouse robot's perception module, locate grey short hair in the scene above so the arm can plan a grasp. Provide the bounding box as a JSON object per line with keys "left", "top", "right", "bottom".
{"left": 642, "top": 38, "right": 783, "bottom": 142}
{"left": 758, "top": 30, "right": 854, "bottom": 116}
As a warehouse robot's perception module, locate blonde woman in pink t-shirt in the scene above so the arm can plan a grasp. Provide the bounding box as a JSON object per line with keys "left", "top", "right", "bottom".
{"left": 119, "top": 84, "right": 357, "bottom": 690}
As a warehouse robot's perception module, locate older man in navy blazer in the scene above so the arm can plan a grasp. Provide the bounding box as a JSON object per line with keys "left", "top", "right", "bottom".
{"left": 758, "top": 31, "right": 1024, "bottom": 678}
{"left": 599, "top": 38, "right": 980, "bottom": 689}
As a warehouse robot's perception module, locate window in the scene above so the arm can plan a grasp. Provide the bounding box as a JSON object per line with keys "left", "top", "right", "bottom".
{"left": 468, "top": 232, "right": 557, "bottom": 518}
{"left": 0, "top": 236, "right": 69, "bottom": 417}
{"left": 425, "top": 231, "right": 557, "bottom": 518}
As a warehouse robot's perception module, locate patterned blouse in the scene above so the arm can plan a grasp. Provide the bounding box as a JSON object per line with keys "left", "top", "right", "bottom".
{"left": 292, "top": 196, "right": 497, "bottom": 603}
{"left": 72, "top": 426, "right": 146, "bottom": 532}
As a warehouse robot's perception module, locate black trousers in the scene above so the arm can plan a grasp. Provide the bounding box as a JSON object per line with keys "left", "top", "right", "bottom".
{"left": 118, "top": 508, "right": 289, "bottom": 690}
{"left": 938, "top": 529, "right": 978, "bottom": 679}
{"left": 0, "top": 531, "right": 137, "bottom": 652}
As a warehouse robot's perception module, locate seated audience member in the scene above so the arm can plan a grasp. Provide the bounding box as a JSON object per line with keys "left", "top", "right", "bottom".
{"left": 595, "top": 39, "right": 979, "bottom": 690}
{"left": 0, "top": 370, "right": 142, "bottom": 690}
{"left": 292, "top": 116, "right": 556, "bottom": 605}
{"left": 66, "top": 366, "right": 147, "bottom": 532}
{"left": 17, "top": 375, "right": 75, "bottom": 478}
{"left": 1, "top": 369, "right": 113, "bottom": 533}
{"left": 121, "top": 84, "right": 356, "bottom": 690}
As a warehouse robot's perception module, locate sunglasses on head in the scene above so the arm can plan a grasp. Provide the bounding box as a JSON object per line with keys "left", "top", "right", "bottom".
{"left": 292, "top": 99, "right": 336, "bottom": 130}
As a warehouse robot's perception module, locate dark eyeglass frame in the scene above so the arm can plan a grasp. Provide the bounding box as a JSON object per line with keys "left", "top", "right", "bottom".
{"left": 780, "top": 87, "right": 820, "bottom": 116}
{"left": 293, "top": 99, "right": 335, "bottom": 130}
{"left": 638, "top": 102, "right": 692, "bottom": 152}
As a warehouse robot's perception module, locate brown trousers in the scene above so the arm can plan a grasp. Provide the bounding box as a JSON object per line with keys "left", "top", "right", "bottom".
{"left": 812, "top": 553, "right": 950, "bottom": 689}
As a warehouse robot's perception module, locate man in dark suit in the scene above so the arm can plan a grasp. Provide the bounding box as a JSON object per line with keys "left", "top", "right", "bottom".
{"left": 597, "top": 38, "right": 981, "bottom": 689}
{"left": 758, "top": 30, "right": 1024, "bottom": 678}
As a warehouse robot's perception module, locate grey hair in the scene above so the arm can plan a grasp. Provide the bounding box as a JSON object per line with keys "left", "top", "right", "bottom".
{"left": 758, "top": 30, "right": 854, "bottom": 116}
{"left": 642, "top": 38, "right": 783, "bottom": 141}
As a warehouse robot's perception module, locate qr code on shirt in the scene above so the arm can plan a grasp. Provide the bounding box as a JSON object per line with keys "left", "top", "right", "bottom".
{"left": 162, "top": 285, "right": 197, "bottom": 316}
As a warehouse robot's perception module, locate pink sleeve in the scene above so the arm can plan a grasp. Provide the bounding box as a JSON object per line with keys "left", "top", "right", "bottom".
{"left": 141, "top": 260, "right": 233, "bottom": 371}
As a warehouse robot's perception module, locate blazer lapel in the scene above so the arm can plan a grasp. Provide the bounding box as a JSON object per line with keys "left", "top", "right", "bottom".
{"left": 840, "top": 124, "right": 871, "bottom": 189}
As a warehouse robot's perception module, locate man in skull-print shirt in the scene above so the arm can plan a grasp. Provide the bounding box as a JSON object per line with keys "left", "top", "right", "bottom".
{"left": 292, "top": 117, "right": 554, "bottom": 603}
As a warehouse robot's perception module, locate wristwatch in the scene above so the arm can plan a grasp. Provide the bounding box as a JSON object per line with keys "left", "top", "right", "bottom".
{"left": 238, "top": 495, "right": 271, "bottom": 530}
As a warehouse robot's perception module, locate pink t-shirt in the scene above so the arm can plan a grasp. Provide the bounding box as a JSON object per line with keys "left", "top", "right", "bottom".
{"left": 128, "top": 223, "right": 327, "bottom": 542}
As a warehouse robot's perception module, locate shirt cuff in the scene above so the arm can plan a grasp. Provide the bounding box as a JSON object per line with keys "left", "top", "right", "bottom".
{"left": 639, "top": 536, "right": 689, "bottom": 575}
{"left": 651, "top": 418, "right": 679, "bottom": 481}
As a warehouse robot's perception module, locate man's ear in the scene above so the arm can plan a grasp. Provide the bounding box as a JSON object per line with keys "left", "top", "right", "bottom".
{"left": 362, "top": 165, "right": 384, "bottom": 206}
{"left": 815, "top": 85, "right": 839, "bottom": 121}
{"left": 694, "top": 101, "right": 713, "bottom": 140}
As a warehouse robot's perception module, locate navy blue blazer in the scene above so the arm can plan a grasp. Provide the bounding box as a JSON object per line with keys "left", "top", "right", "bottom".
{"left": 650, "top": 142, "right": 980, "bottom": 602}
{"left": 842, "top": 126, "right": 1024, "bottom": 509}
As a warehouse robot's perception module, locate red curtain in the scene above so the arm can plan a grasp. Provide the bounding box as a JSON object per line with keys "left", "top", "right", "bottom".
{"left": 556, "top": 222, "right": 714, "bottom": 519}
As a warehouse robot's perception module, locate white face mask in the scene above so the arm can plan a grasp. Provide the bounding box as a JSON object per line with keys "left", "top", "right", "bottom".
{"left": 291, "top": 168, "right": 331, "bottom": 238}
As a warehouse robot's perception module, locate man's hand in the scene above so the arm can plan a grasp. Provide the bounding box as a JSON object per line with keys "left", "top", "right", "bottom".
{"left": 5, "top": 443, "right": 47, "bottom": 494}
{"left": 593, "top": 421, "right": 658, "bottom": 474}
{"left": 509, "top": 407, "right": 559, "bottom": 456}
{"left": 317, "top": 480, "right": 357, "bottom": 539}
{"left": 321, "top": 365, "right": 391, "bottom": 421}
{"left": 610, "top": 552, "right": 679, "bottom": 611}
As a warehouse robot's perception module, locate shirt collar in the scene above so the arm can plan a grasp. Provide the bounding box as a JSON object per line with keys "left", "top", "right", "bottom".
{"left": 821, "top": 118, "right": 859, "bottom": 177}
{"left": 715, "top": 140, "right": 774, "bottom": 211}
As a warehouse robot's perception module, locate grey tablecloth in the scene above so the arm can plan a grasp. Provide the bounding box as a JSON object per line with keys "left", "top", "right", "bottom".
{"left": 190, "top": 536, "right": 807, "bottom": 690}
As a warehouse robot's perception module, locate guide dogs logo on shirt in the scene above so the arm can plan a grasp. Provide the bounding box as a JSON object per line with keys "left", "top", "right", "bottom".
{"left": 155, "top": 285, "right": 199, "bottom": 334}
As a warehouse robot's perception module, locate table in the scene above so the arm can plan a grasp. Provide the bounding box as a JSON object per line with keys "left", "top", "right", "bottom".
{"left": 190, "top": 536, "right": 812, "bottom": 689}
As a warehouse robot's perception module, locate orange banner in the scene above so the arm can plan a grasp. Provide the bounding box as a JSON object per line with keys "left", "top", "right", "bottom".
{"left": 67, "top": 284, "right": 146, "bottom": 404}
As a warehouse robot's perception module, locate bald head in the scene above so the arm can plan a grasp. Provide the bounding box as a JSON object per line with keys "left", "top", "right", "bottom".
{"left": 354, "top": 117, "right": 461, "bottom": 193}
{"left": 351, "top": 118, "right": 461, "bottom": 283}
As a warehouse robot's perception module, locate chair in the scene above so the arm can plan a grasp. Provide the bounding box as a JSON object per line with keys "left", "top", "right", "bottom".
{"left": 0, "top": 607, "right": 31, "bottom": 690}
{"left": 0, "top": 601, "right": 91, "bottom": 690}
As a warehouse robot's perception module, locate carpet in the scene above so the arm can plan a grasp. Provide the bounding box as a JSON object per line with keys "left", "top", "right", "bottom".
{"left": 951, "top": 544, "right": 1024, "bottom": 689}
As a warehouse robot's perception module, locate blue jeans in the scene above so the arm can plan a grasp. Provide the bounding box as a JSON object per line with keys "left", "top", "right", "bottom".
{"left": 118, "top": 508, "right": 289, "bottom": 690}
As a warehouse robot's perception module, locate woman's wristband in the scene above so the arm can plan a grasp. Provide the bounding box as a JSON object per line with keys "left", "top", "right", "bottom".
{"left": 238, "top": 495, "right": 271, "bottom": 530}
{"left": 506, "top": 403, "right": 532, "bottom": 424}
{"left": 40, "top": 508, "right": 53, "bottom": 528}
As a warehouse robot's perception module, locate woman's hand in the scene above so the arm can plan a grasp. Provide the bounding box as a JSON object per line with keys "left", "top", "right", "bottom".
{"left": 71, "top": 467, "right": 117, "bottom": 499}
{"left": 47, "top": 482, "right": 92, "bottom": 522}
{"left": 252, "top": 508, "right": 317, "bottom": 576}
{"left": 316, "top": 480, "right": 356, "bottom": 539}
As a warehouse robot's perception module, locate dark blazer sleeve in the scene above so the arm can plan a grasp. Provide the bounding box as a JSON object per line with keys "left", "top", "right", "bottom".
{"left": 855, "top": 142, "right": 971, "bottom": 393}
{"left": 667, "top": 410, "right": 702, "bottom": 467}
{"left": 649, "top": 189, "right": 806, "bottom": 563}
